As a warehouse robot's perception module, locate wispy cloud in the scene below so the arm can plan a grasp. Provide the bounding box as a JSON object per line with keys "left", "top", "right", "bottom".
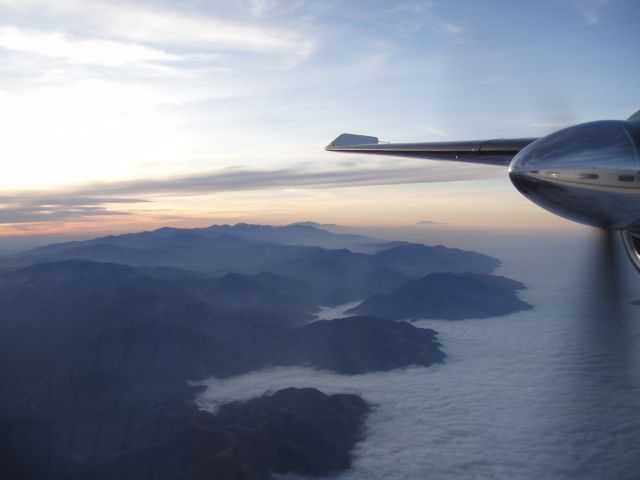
{"left": 0, "top": 0, "right": 313, "bottom": 58}
{"left": 416, "top": 220, "right": 445, "bottom": 225}
{"left": 575, "top": 0, "right": 612, "bottom": 24}
{"left": 247, "top": 0, "right": 282, "bottom": 17}
{"left": 62, "top": 162, "right": 501, "bottom": 196}
{"left": 389, "top": 2, "right": 434, "bottom": 14}
{"left": 384, "top": 1, "right": 465, "bottom": 38}
{"left": 407, "top": 124, "right": 455, "bottom": 139}
{"left": 0, "top": 205, "right": 131, "bottom": 223}
{"left": 104, "top": 7, "right": 312, "bottom": 57}
{"left": 0, "top": 160, "right": 502, "bottom": 224}
{"left": 441, "top": 22, "right": 464, "bottom": 35}
{"left": 0, "top": 26, "right": 179, "bottom": 67}
{"left": 0, "top": 196, "right": 148, "bottom": 224}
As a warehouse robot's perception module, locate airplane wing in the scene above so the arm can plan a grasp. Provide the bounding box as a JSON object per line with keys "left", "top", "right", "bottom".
{"left": 325, "top": 133, "right": 539, "bottom": 167}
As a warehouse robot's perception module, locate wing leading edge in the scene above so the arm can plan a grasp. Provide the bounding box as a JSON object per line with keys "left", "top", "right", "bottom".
{"left": 325, "top": 133, "right": 539, "bottom": 166}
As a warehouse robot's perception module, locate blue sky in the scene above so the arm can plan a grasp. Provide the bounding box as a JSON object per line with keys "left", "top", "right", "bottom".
{"left": 0, "top": 0, "right": 638, "bottom": 235}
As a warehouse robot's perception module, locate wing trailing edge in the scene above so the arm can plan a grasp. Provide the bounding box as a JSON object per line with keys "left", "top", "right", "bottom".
{"left": 326, "top": 133, "right": 539, "bottom": 166}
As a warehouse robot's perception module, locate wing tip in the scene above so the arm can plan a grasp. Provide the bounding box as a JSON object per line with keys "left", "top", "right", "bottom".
{"left": 326, "top": 133, "right": 379, "bottom": 150}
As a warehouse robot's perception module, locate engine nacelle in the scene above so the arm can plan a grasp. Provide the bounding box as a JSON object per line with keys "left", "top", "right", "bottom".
{"left": 509, "top": 120, "right": 640, "bottom": 230}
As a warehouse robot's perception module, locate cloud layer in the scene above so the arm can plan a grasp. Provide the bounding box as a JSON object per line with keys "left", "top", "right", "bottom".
{"left": 196, "top": 240, "right": 640, "bottom": 479}
{"left": 0, "top": 160, "right": 501, "bottom": 224}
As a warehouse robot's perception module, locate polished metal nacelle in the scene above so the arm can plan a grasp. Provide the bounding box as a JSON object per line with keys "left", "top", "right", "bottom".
{"left": 509, "top": 119, "right": 640, "bottom": 271}
{"left": 509, "top": 120, "right": 640, "bottom": 231}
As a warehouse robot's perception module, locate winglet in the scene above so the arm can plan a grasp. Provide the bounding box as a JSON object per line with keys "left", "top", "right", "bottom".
{"left": 326, "top": 133, "right": 379, "bottom": 150}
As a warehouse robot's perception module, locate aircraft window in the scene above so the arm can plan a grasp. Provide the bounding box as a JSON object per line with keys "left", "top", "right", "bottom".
{"left": 578, "top": 173, "right": 599, "bottom": 179}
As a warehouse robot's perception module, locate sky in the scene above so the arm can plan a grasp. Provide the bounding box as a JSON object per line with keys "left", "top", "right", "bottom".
{"left": 0, "top": 0, "right": 639, "bottom": 237}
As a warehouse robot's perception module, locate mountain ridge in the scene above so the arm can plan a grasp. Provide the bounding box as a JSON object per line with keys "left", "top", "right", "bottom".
{"left": 349, "top": 272, "right": 532, "bottom": 320}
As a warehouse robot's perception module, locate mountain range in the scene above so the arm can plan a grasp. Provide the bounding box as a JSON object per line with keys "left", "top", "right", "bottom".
{"left": 0, "top": 222, "right": 530, "bottom": 479}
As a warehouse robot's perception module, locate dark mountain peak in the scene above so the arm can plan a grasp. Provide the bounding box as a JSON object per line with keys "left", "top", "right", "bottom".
{"left": 373, "top": 242, "right": 500, "bottom": 276}
{"left": 350, "top": 272, "right": 531, "bottom": 321}
{"left": 270, "top": 386, "right": 327, "bottom": 400}
{"left": 0, "top": 260, "right": 143, "bottom": 317}
{"left": 55, "top": 387, "right": 370, "bottom": 480}
{"left": 216, "top": 387, "right": 369, "bottom": 422}
{"left": 104, "top": 226, "right": 182, "bottom": 240}
{"left": 376, "top": 243, "right": 460, "bottom": 256}
{"left": 284, "top": 316, "right": 445, "bottom": 374}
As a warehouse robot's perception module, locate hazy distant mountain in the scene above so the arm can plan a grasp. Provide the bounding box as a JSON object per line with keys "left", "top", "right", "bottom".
{"left": 270, "top": 248, "right": 408, "bottom": 304}
{"left": 199, "top": 222, "right": 379, "bottom": 249}
{"left": 96, "top": 222, "right": 375, "bottom": 251}
{"left": 20, "top": 231, "right": 307, "bottom": 275}
{"left": 9, "top": 223, "right": 379, "bottom": 274}
{"left": 374, "top": 243, "right": 500, "bottom": 277}
{"left": 269, "top": 243, "right": 498, "bottom": 304}
{"left": 4, "top": 224, "right": 501, "bottom": 306}
{"left": 350, "top": 272, "right": 532, "bottom": 320}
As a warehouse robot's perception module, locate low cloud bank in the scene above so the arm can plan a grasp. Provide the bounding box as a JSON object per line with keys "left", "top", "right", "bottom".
{"left": 196, "top": 243, "right": 640, "bottom": 480}
{"left": 0, "top": 161, "right": 500, "bottom": 224}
